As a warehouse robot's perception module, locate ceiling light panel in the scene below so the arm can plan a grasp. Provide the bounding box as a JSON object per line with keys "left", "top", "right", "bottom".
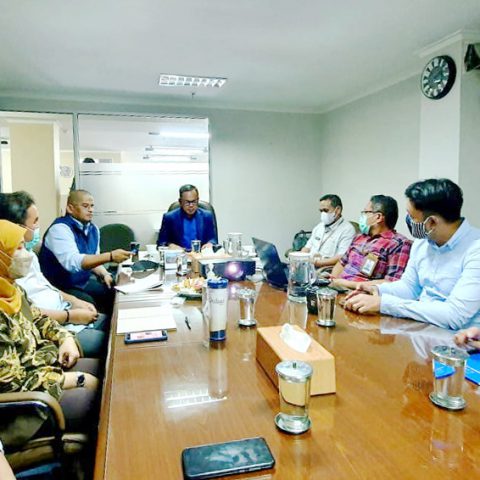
{"left": 158, "top": 74, "right": 227, "bottom": 88}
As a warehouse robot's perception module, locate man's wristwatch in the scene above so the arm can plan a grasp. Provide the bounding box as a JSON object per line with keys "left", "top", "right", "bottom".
{"left": 76, "top": 374, "right": 86, "bottom": 388}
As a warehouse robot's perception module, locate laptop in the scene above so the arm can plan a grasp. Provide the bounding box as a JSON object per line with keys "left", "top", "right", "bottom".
{"left": 252, "top": 237, "right": 289, "bottom": 290}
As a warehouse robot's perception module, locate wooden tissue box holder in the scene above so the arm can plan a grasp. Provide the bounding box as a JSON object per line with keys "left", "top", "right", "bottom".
{"left": 256, "top": 325, "right": 336, "bottom": 395}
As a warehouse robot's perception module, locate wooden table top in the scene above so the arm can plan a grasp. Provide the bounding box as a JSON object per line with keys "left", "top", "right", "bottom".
{"left": 94, "top": 276, "right": 480, "bottom": 480}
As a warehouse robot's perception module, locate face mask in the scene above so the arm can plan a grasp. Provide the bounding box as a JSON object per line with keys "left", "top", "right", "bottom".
{"left": 320, "top": 211, "right": 336, "bottom": 226}
{"left": 405, "top": 214, "right": 432, "bottom": 239}
{"left": 358, "top": 213, "right": 370, "bottom": 235}
{"left": 25, "top": 227, "right": 41, "bottom": 251}
{"left": 8, "top": 248, "right": 34, "bottom": 279}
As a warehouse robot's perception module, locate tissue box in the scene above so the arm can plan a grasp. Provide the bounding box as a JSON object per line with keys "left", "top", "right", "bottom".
{"left": 256, "top": 325, "right": 336, "bottom": 395}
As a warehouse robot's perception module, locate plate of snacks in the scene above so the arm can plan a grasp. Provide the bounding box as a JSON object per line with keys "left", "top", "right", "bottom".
{"left": 172, "top": 278, "right": 205, "bottom": 298}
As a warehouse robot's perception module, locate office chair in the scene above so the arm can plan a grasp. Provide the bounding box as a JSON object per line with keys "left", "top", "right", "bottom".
{"left": 99, "top": 223, "right": 135, "bottom": 253}
{"left": 0, "top": 391, "right": 88, "bottom": 480}
{"left": 167, "top": 200, "right": 218, "bottom": 241}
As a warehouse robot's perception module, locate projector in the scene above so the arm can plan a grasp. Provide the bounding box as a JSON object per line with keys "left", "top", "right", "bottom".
{"left": 198, "top": 258, "right": 256, "bottom": 281}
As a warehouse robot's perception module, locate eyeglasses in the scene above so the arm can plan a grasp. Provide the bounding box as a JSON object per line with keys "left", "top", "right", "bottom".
{"left": 182, "top": 199, "right": 199, "bottom": 206}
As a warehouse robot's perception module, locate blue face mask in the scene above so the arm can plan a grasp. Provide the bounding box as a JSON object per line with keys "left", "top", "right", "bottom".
{"left": 25, "top": 228, "right": 41, "bottom": 251}
{"left": 358, "top": 213, "right": 370, "bottom": 235}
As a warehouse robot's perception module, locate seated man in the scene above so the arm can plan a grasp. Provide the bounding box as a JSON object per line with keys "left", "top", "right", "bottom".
{"left": 157, "top": 184, "right": 218, "bottom": 250}
{"left": 0, "top": 191, "right": 107, "bottom": 358}
{"left": 330, "top": 194, "right": 411, "bottom": 290}
{"left": 301, "top": 194, "right": 355, "bottom": 268}
{"left": 39, "top": 190, "right": 131, "bottom": 313}
{"left": 345, "top": 179, "right": 480, "bottom": 331}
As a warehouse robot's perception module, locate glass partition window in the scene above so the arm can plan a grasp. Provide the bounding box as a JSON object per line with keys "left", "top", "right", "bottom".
{"left": 77, "top": 114, "right": 210, "bottom": 245}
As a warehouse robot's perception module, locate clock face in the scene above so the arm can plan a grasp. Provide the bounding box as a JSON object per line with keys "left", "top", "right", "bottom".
{"left": 421, "top": 55, "right": 456, "bottom": 100}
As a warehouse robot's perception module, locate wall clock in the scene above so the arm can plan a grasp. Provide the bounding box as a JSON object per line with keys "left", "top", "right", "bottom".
{"left": 421, "top": 55, "right": 456, "bottom": 100}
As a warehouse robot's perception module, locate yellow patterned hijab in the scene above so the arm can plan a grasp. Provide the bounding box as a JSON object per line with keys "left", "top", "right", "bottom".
{"left": 0, "top": 220, "right": 26, "bottom": 315}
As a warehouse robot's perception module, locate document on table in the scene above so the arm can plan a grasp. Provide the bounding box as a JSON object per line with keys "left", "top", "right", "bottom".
{"left": 114, "top": 275, "right": 163, "bottom": 294}
{"left": 116, "top": 305, "right": 177, "bottom": 334}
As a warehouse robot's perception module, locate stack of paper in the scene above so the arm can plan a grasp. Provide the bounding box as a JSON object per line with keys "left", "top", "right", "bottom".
{"left": 114, "top": 275, "right": 163, "bottom": 294}
{"left": 116, "top": 305, "right": 177, "bottom": 334}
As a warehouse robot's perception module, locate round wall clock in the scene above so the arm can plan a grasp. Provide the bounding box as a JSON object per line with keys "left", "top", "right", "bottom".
{"left": 421, "top": 55, "right": 456, "bottom": 100}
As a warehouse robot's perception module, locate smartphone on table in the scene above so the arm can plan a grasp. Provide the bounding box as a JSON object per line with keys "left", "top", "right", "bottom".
{"left": 182, "top": 437, "right": 275, "bottom": 479}
{"left": 124, "top": 329, "right": 168, "bottom": 344}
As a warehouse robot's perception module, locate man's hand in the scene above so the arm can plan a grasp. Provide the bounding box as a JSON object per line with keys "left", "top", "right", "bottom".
{"left": 111, "top": 249, "right": 131, "bottom": 263}
{"left": 344, "top": 283, "right": 379, "bottom": 302}
{"left": 71, "top": 297, "right": 97, "bottom": 313}
{"left": 69, "top": 308, "right": 98, "bottom": 325}
{"left": 344, "top": 293, "right": 381, "bottom": 315}
{"left": 102, "top": 273, "right": 114, "bottom": 288}
{"left": 454, "top": 327, "right": 480, "bottom": 350}
{"left": 58, "top": 337, "right": 80, "bottom": 369}
{"left": 201, "top": 242, "right": 213, "bottom": 251}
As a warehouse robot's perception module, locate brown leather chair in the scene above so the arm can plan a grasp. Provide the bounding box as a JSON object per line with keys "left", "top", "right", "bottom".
{"left": 0, "top": 391, "right": 88, "bottom": 479}
{"left": 167, "top": 201, "right": 218, "bottom": 241}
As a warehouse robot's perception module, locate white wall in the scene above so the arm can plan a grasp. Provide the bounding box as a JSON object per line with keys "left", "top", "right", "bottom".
{"left": 317, "top": 76, "right": 421, "bottom": 236}
{"left": 458, "top": 70, "right": 480, "bottom": 228}
{"left": 0, "top": 97, "right": 322, "bottom": 254}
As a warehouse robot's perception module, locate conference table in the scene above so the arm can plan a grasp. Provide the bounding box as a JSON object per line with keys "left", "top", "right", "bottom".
{"left": 94, "top": 269, "right": 480, "bottom": 480}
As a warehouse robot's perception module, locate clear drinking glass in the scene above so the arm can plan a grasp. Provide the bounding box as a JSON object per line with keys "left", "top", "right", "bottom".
{"left": 225, "top": 232, "right": 243, "bottom": 257}
{"left": 191, "top": 239, "right": 201, "bottom": 253}
{"left": 287, "top": 252, "right": 315, "bottom": 303}
{"left": 316, "top": 288, "right": 338, "bottom": 327}
{"left": 275, "top": 360, "right": 312, "bottom": 434}
{"left": 430, "top": 346, "right": 469, "bottom": 410}
{"left": 237, "top": 288, "right": 257, "bottom": 327}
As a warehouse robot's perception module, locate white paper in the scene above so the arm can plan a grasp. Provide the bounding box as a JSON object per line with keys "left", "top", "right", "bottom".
{"left": 114, "top": 275, "right": 163, "bottom": 294}
{"left": 116, "top": 305, "right": 177, "bottom": 333}
{"left": 279, "top": 324, "right": 312, "bottom": 353}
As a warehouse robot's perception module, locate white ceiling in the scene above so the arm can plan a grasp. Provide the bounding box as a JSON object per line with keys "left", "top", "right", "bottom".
{"left": 0, "top": 0, "right": 479, "bottom": 113}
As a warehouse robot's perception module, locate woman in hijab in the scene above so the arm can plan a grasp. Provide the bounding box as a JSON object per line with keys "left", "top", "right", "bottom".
{"left": 0, "top": 220, "right": 99, "bottom": 431}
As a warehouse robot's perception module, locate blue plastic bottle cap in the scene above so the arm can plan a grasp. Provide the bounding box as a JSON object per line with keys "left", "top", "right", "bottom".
{"left": 207, "top": 277, "right": 228, "bottom": 289}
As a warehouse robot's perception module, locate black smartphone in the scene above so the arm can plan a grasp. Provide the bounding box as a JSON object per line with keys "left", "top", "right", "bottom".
{"left": 182, "top": 437, "right": 275, "bottom": 480}
{"left": 124, "top": 330, "right": 168, "bottom": 344}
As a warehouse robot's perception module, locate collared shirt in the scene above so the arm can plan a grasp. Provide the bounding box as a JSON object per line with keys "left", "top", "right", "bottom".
{"left": 339, "top": 230, "right": 412, "bottom": 281}
{"left": 305, "top": 217, "right": 355, "bottom": 258}
{"left": 378, "top": 219, "right": 480, "bottom": 330}
{"left": 44, "top": 218, "right": 99, "bottom": 273}
{"left": 182, "top": 214, "right": 198, "bottom": 250}
{"left": 16, "top": 254, "right": 67, "bottom": 310}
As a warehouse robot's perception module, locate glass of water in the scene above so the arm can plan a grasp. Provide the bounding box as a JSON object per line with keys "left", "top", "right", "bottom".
{"left": 316, "top": 288, "right": 338, "bottom": 327}
{"left": 237, "top": 288, "right": 257, "bottom": 327}
{"left": 430, "top": 346, "right": 469, "bottom": 411}
{"left": 275, "top": 360, "right": 312, "bottom": 434}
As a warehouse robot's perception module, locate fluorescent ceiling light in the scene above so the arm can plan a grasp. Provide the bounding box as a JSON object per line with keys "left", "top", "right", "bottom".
{"left": 158, "top": 74, "right": 227, "bottom": 88}
{"left": 148, "top": 131, "right": 210, "bottom": 140}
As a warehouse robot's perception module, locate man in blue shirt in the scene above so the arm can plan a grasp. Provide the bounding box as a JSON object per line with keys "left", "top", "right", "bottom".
{"left": 344, "top": 179, "right": 480, "bottom": 330}
{"left": 39, "top": 190, "right": 131, "bottom": 313}
{"left": 157, "top": 184, "right": 217, "bottom": 250}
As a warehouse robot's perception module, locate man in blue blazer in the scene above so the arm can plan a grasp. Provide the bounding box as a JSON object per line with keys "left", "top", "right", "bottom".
{"left": 157, "top": 184, "right": 218, "bottom": 250}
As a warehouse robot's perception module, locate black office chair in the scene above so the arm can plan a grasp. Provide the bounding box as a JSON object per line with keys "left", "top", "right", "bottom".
{"left": 99, "top": 223, "right": 135, "bottom": 253}
{"left": 0, "top": 391, "right": 88, "bottom": 479}
{"left": 167, "top": 201, "right": 218, "bottom": 242}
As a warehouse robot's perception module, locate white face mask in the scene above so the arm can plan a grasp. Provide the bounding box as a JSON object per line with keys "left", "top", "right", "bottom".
{"left": 320, "top": 211, "right": 336, "bottom": 226}
{"left": 8, "top": 248, "right": 33, "bottom": 279}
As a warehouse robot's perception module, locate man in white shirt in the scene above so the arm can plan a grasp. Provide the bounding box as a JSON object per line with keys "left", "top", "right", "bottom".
{"left": 302, "top": 194, "right": 356, "bottom": 269}
{"left": 0, "top": 191, "right": 107, "bottom": 357}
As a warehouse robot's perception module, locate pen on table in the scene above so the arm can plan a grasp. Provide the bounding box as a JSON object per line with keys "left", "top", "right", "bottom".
{"left": 185, "top": 316, "right": 191, "bottom": 330}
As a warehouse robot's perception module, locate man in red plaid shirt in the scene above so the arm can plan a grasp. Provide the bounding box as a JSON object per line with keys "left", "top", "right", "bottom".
{"left": 330, "top": 195, "right": 412, "bottom": 290}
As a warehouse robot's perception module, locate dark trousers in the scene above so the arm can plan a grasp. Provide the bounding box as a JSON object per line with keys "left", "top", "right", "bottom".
{"left": 59, "top": 358, "right": 101, "bottom": 433}
{"left": 66, "top": 275, "right": 114, "bottom": 315}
